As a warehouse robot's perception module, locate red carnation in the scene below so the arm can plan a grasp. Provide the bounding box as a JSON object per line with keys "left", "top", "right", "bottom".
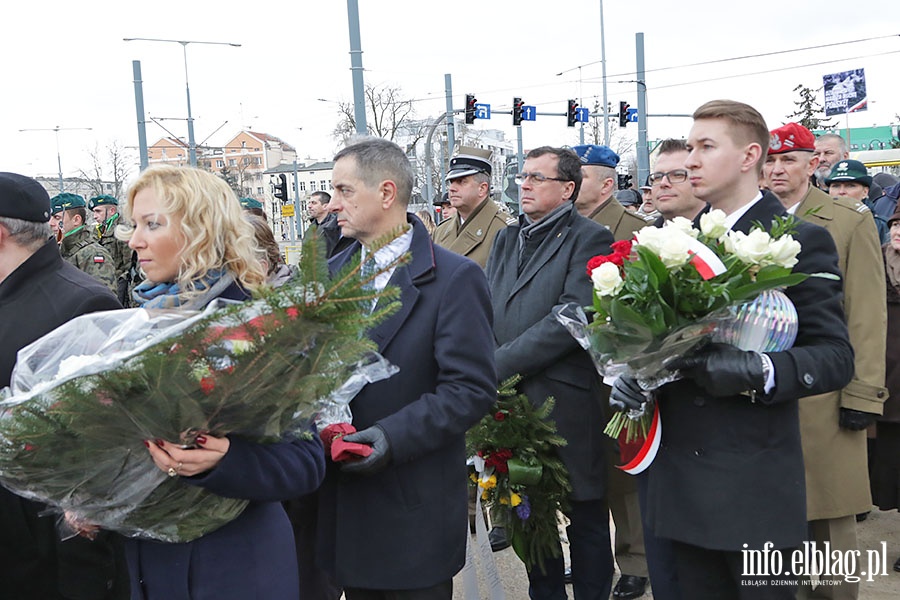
{"left": 494, "top": 411, "right": 506, "bottom": 421}
{"left": 586, "top": 255, "right": 611, "bottom": 276}
{"left": 200, "top": 377, "right": 216, "bottom": 395}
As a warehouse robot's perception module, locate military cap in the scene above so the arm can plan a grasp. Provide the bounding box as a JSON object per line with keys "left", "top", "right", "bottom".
{"left": 572, "top": 144, "right": 620, "bottom": 168}
{"left": 769, "top": 122, "right": 816, "bottom": 154}
{"left": 825, "top": 159, "right": 872, "bottom": 188}
{"left": 50, "top": 193, "right": 86, "bottom": 215}
{"left": 433, "top": 191, "right": 450, "bottom": 206}
{"left": 88, "top": 194, "right": 118, "bottom": 210}
{"left": 239, "top": 197, "right": 263, "bottom": 210}
{"left": 0, "top": 172, "right": 51, "bottom": 222}
{"left": 446, "top": 146, "right": 492, "bottom": 181}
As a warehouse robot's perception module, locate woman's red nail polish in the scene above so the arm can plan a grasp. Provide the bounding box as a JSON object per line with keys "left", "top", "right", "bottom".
{"left": 143, "top": 440, "right": 150, "bottom": 448}
{"left": 195, "top": 435, "right": 207, "bottom": 445}
{"left": 155, "top": 439, "right": 164, "bottom": 447}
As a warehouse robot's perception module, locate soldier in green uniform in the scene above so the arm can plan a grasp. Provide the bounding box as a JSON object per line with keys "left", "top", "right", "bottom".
{"left": 239, "top": 197, "right": 266, "bottom": 220}
{"left": 766, "top": 123, "right": 887, "bottom": 599}
{"left": 572, "top": 144, "right": 649, "bottom": 242}
{"left": 572, "top": 144, "right": 650, "bottom": 599}
{"left": 89, "top": 194, "right": 135, "bottom": 306}
{"left": 50, "top": 193, "right": 117, "bottom": 293}
{"left": 433, "top": 146, "right": 515, "bottom": 269}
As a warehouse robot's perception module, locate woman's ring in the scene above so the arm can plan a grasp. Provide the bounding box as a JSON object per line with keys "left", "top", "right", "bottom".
{"left": 177, "top": 461, "right": 183, "bottom": 472}
{"left": 167, "top": 467, "right": 178, "bottom": 478}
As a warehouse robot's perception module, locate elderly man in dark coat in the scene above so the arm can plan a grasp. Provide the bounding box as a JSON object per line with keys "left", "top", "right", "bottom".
{"left": 0, "top": 173, "right": 126, "bottom": 599}
{"left": 486, "top": 146, "right": 615, "bottom": 600}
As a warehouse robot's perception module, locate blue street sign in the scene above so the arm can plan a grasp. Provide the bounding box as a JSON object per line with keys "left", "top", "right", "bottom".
{"left": 626, "top": 108, "right": 638, "bottom": 123}
{"left": 575, "top": 107, "right": 590, "bottom": 123}
{"left": 522, "top": 105, "right": 537, "bottom": 121}
{"left": 475, "top": 103, "right": 491, "bottom": 119}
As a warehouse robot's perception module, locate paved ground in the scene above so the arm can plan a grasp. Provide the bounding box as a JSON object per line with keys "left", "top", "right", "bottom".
{"left": 453, "top": 508, "right": 900, "bottom": 599}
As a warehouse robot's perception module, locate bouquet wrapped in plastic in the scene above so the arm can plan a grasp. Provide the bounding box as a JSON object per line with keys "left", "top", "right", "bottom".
{"left": 0, "top": 231, "right": 405, "bottom": 542}
{"left": 557, "top": 211, "right": 827, "bottom": 455}
{"left": 466, "top": 376, "right": 571, "bottom": 574}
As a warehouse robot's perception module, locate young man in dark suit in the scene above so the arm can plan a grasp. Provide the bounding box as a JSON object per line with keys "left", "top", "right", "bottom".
{"left": 486, "top": 146, "right": 616, "bottom": 599}
{"left": 314, "top": 137, "right": 497, "bottom": 600}
{"left": 612, "top": 100, "right": 854, "bottom": 599}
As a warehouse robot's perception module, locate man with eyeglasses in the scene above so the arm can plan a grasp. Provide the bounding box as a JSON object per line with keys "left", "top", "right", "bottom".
{"left": 571, "top": 144, "right": 650, "bottom": 600}
{"left": 487, "top": 146, "right": 616, "bottom": 599}
{"left": 766, "top": 123, "right": 886, "bottom": 600}
{"left": 648, "top": 139, "right": 706, "bottom": 225}
{"left": 433, "top": 146, "right": 514, "bottom": 269}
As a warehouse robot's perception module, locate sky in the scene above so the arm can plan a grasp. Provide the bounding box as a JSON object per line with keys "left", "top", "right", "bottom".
{"left": 4, "top": 1, "right": 899, "bottom": 185}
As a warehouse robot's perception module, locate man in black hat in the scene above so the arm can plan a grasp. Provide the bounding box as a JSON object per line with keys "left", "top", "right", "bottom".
{"left": 90, "top": 194, "right": 136, "bottom": 306}
{"left": 433, "top": 146, "right": 514, "bottom": 269}
{"left": 0, "top": 173, "right": 127, "bottom": 599}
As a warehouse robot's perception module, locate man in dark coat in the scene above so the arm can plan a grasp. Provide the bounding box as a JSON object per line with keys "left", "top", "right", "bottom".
{"left": 315, "top": 138, "right": 496, "bottom": 599}
{"left": 0, "top": 172, "right": 127, "bottom": 599}
{"left": 486, "top": 146, "right": 616, "bottom": 599}
{"left": 304, "top": 190, "right": 352, "bottom": 258}
{"left": 613, "top": 100, "right": 855, "bottom": 599}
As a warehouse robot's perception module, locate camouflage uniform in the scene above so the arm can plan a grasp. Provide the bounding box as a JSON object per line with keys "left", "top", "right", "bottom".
{"left": 60, "top": 225, "right": 118, "bottom": 293}
{"left": 95, "top": 213, "right": 135, "bottom": 306}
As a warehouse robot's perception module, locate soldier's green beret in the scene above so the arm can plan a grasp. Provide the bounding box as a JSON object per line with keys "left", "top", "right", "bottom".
{"left": 50, "top": 193, "right": 86, "bottom": 215}
{"left": 88, "top": 194, "right": 118, "bottom": 210}
{"left": 239, "top": 197, "right": 263, "bottom": 210}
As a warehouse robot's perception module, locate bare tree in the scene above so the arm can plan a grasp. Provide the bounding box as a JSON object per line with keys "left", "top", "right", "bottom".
{"left": 786, "top": 84, "right": 835, "bottom": 131}
{"left": 332, "top": 83, "right": 422, "bottom": 144}
{"left": 78, "top": 141, "right": 133, "bottom": 198}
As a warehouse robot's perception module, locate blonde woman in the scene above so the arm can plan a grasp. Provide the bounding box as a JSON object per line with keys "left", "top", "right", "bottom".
{"left": 117, "top": 165, "right": 325, "bottom": 599}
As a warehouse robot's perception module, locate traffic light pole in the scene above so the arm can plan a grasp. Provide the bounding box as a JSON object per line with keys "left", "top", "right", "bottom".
{"left": 444, "top": 74, "right": 455, "bottom": 154}
{"left": 635, "top": 33, "right": 650, "bottom": 189}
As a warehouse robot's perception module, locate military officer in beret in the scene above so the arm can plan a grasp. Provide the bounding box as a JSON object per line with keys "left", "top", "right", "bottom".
{"left": 765, "top": 122, "right": 887, "bottom": 599}
{"left": 0, "top": 173, "right": 127, "bottom": 599}
{"left": 433, "top": 146, "right": 514, "bottom": 269}
{"left": 572, "top": 144, "right": 649, "bottom": 241}
{"left": 239, "top": 196, "right": 266, "bottom": 220}
{"left": 572, "top": 143, "right": 651, "bottom": 599}
{"left": 90, "top": 194, "right": 136, "bottom": 306}
{"left": 51, "top": 193, "right": 117, "bottom": 293}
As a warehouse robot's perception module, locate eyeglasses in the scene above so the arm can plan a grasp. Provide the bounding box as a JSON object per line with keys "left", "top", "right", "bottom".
{"left": 648, "top": 169, "right": 689, "bottom": 186}
{"left": 514, "top": 172, "right": 570, "bottom": 186}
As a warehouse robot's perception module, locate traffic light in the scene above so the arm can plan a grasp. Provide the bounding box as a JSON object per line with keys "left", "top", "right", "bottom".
{"left": 567, "top": 99, "right": 578, "bottom": 127}
{"left": 619, "top": 101, "right": 630, "bottom": 127}
{"left": 617, "top": 173, "right": 633, "bottom": 190}
{"left": 512, "top": 97, "right": 524, "bottom": 126}
{"left": 465, "top": 93, "right": 477, "bottom": 125}
{"left": 273, "top": 174, "right": 288, "bottom": 202}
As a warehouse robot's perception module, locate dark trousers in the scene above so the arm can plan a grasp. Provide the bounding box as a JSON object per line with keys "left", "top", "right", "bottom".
{"left": 636, "top": 472, "right": 682, "bottom": 600}
{"left": 527, "top": 498, "right": 614, "bottom": 600}
{"left": 672, "top": 541, "right": 798, "bottom": 600}
{"left": 282, "top": 494, "right": 342, "bottom": 600}
{"left": 344, "top": 579, "right": 452, "bottom": 600}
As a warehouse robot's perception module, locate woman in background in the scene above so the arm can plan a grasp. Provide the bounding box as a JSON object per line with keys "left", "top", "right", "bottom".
{"left": 118, "top": 164, "right": 325, "bottom": 599}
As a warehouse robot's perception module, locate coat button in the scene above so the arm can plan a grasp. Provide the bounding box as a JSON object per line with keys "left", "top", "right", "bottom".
{"left": 694, "top": 448, "right": 704, "bottom": 457}
{"left": 802, "top": 373, "right": 814, "bottom": 387}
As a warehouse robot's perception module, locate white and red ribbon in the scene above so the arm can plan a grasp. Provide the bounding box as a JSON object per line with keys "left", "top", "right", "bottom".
{"left": 617, "top": 403, "right": 661, "bottom": 475}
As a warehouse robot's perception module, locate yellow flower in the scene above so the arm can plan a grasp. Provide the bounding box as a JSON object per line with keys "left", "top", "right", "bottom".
{"left": 478, "top": 474, "right": 497, "bottom": 489}
{"left": 481, "top": 490, "right": 489, "bottom": 500}
{"left": 510, "top": 493, "right": 522, "bottom": 507}
{"left": 499, "top": 496, "right": 509, "bottom": 505}
{"left": 469, "top": 473, "right": 478, "bottom": 483}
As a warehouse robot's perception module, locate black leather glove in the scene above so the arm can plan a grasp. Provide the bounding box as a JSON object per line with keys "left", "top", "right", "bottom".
{"left": 340, "top": 425, "right": 392, "bottom": 475}
{"left": 610, "top": 376, "right": 649, "bottom": 412}
{"left": 838, "top": 408, "right": 877, "bottom": 431}
{"left": 666, "top": 343, "right": 766, "bottom": 398}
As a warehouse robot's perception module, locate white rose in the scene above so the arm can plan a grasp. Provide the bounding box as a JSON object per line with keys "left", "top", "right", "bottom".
{"left": 656, "top": 229, "right": 693, "bottom": 268}
{"left": 728, "top": 229, "right": 772, "bottom": 265}
{"left": 634, "top": 226, "right": 664, "bottom": 254}
{"left": 667, "top": 216, "right": 699, "bottom": 238}
{"left": 767, "top": 235, "right": 801, "bottom": 269}
{"left": 699, "top": 209, "right": 728, "bottom": 239}
{"left": 591, "top": 261, "right": 624, "bottom": 296}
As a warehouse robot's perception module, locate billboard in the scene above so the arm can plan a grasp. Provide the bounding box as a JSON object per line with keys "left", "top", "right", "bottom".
{"left": 823, "top": 68, "right": 867, "bottom": 117}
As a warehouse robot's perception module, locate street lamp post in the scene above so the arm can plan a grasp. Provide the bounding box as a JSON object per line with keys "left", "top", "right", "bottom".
{"left": 123, "top": 37, "right": 241, "bottom": 167}
{"left": 19, "top": 126, "right": 93, "bottom": 192}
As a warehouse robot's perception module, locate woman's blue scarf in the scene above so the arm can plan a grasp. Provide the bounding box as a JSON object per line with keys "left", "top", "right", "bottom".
{"left": 132, "top": 269, "right": 234, "bottom": 310}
